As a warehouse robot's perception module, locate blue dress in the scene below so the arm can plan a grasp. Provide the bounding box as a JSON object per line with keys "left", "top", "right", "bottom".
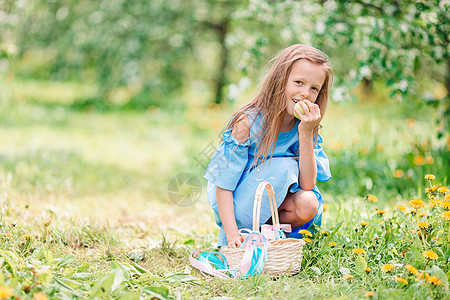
{"left": 203, "top": 110, "right": 331, "bottom": 247}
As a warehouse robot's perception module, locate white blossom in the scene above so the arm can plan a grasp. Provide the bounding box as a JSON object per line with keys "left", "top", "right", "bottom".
{"left": 359, "top": 65, "right": 371, "bottom": 78}
{"left": 315, "top": 22, "right": 325, "bottom": 34}
{"left": 398, "top": 79, "right": 408, "bottom": 92}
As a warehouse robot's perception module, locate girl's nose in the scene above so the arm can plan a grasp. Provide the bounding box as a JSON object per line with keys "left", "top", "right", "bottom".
{"left": 299, "top": 89, "right": 309, "bottom": 100}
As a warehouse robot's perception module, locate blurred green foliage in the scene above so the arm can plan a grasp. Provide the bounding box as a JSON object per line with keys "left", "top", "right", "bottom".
{"left": 0, "top": 0, "right": 448, "bottom": 113}
{"left": 0, "top": 79, "right": 447, "bottom": 203}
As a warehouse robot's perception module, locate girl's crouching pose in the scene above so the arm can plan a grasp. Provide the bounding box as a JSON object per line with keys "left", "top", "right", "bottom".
{"left": 204, "top": 44, "right": 333, "bottom": 249}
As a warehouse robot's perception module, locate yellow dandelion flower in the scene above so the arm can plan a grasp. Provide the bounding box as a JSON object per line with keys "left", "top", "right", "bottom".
{"left": 418, "top": 211, "right": 427, "bottom": 217}
{"left": 365, "top": 267, "right": 372, "bottom": 273}
{"left": 406, "top": 118, "right": 415, "bottom": 128}
{"left": 367, "top": 195, "right": 378, "bottom": 202}
{"left": 416, "top": 273, "right": 424, "bottom": 280}
{"left": 360, "top": 221, "right": 369, "bottom": 226}
{"left": 393, "top": 170, "right": 403, "bottom": 178}
{"left": 425, "top": 273, "right": 431, "bottom": 283}
{"left": 425, "top": 156, "right": 434, "bottom": 164}
{"left": 323, "top": 204, "right": 330, "bottom": 211}
{"left": 431, "top": 237, "right": 441, "bottom": 242}
{"left": 0, "top": 286, "right": 13, "bottom": 299}
{"left": 441, "top": 201, "right": 450, "bottom": 209}
{"left": 352, "top": 248, "right": 365, "bottom": 255}
{"left": 3, "top": 233, "right": 12, "bottom": 238}
{"left": 303, "top": 238, "right": 312, "bottom": 244}
{"left": 429, "top": 200, "right": 442, "bottom": 208}
{"left": 375, "top": 209, "right": 386, "bottom": 215}
{"left": 438, "top": 186, "right": 449, "bottom": 193}
{"left": 344, "top": 274, "right": 354, "bottom": 280}
{"left": 441, "top": 211, "right": 450, "bottom": 221}
{"left": 332, "top": 141, "right": 343, "bottom": 150}
{"left": 422, "top": 250, "right": 438, "bottom": 260}
{"left": 22, "top": 235, "right": 34, "bottom": 240}
{"left": 445, "top": 194, "right": 450, "bottom": 201}
{"left": 394, "top": 205, "right": 407, "bottom": 213}
{"left": 33, "top": 292, "right": 49, "bottom": 300}
{"left": 376, "top": 144, "right": 384, "bottom": 152}
{"left": 418, "top": 222, "right": 430, "bottom": 229}
{"left": 408, "top": 199, "right": 425, "bottom": 209}
{"left": 429, "top": 275, "right": 442, "bottom": 285}
{"left": 424, "top": 174, "right": 435, "bottom": 180}
{"left": 430, "top": 185, "right": 438, "bottom": 192}
{"left": 364, "top": 291, "right": 375, "bottom": 297}
{"left": 405, "top": 264, "right": 419, "bottom": 275}
{"left": 414, "top": 155, "right": 425, "bottom": 165}
{"left": 381, "top": 264, "right": 395, "bottom": 272}
{"left": 395, "top": 277, "right": 408, "bottom": 284}
{"left": 329, "top": 242, "right": 337, "bottom": 247}
{"left": 299, "top": 229, "right": 312, "bottom": 237}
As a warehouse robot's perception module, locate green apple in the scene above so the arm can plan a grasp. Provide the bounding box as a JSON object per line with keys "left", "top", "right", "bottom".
{"left": 293, "top": 102, "right": 310, "bottom": 119}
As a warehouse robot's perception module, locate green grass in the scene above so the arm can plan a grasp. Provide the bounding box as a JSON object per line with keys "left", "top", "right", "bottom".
{"left": 0, "top": 78, "right": 448, "bottom": 299}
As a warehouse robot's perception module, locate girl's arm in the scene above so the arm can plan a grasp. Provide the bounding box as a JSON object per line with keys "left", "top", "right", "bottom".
{"left": 295, "top": 100, "right": 320, "bottom": 190}
{"left": 298, "top": 131, "right": 317, "bottom": 190}
{"left": 216, "top": 114, "right": 250, "bottom": 248}
{"left": 216, "top": 187, "right": 244, "bottom": 248}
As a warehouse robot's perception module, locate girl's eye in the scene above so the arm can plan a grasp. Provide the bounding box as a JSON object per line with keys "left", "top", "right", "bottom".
{"left": 295, "top": 81, "right": 302, "bottom": 85}
{"left": 312, "top": 87, "right": 319, "bottom": 92}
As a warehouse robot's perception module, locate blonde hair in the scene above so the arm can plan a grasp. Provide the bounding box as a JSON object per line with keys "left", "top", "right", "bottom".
{"left": 225, "top": 44, "right": 333, "bottom": 167}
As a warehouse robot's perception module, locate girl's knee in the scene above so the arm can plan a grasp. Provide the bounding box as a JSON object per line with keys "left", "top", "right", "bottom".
{"left": 304, "top": 191, "right": 319, "bottom": 212}
{"left": 294, "top": 191, "right": 319, "bottom": 222}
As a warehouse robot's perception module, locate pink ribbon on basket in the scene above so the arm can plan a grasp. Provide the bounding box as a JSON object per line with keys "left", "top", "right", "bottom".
{"left": 236, "top": 232, "right": 268, "bottom": 278}
{"left": 237, "top": 238, "right": 255, "bottom": 277}
{"left": 261, "top": 224, "right": 292, "bottom": 241}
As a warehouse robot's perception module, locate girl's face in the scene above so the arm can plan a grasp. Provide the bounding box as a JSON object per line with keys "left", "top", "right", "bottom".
{"left": 285, "top": 59, "right": 326, "bottom": 117}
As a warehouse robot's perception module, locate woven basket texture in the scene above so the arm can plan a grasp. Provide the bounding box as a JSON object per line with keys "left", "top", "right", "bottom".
{"left": 221, "top": 181, "right": 306, "bottom": 276}
{"left": 222, "top": 238, "right": 305, "bottom": 276}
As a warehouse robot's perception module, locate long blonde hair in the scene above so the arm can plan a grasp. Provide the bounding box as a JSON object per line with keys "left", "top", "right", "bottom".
{"left": 225, "top": 44, "right": 333, "bottom": 167}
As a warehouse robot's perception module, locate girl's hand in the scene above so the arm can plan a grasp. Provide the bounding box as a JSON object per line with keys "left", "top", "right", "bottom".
{"left": 294, "top": 100, "right": 321, "bottom": 134}
{"left": 227, "top": 233, "right": 244, "bottom": 249}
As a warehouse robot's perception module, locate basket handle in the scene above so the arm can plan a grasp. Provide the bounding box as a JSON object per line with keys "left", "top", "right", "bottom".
{"left": 252, "top": 181, "right": 279, "bottom": 231}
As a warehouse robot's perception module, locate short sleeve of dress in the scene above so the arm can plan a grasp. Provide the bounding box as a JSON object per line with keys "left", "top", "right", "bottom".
{"left": 203, "top": 127, "right": 250, "bottom": 191}
{"left": 314, "top": 134, "right": 331, "bottom": 182}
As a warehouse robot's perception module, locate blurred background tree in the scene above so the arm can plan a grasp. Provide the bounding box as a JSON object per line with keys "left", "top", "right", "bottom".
{"left": 1, "top": 0, "right": 448, "bottom": 124}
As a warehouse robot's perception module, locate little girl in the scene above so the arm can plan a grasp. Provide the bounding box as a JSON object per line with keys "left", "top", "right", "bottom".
{"left": 204, "top": 44, "right": 333, "bottom": 249}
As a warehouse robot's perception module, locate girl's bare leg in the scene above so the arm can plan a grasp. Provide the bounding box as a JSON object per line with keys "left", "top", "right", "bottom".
{"left": 278, "top": 190, "right": 319, "bottom": 228}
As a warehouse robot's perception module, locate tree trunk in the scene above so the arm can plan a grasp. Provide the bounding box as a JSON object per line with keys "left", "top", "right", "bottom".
{"left": 213, "top": 20, "right": 229, "bottom": 104}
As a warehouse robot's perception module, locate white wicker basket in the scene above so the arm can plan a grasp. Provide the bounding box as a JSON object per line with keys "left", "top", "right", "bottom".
{"left": 221, "top": 181, "right": 305, "bottom": 276}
